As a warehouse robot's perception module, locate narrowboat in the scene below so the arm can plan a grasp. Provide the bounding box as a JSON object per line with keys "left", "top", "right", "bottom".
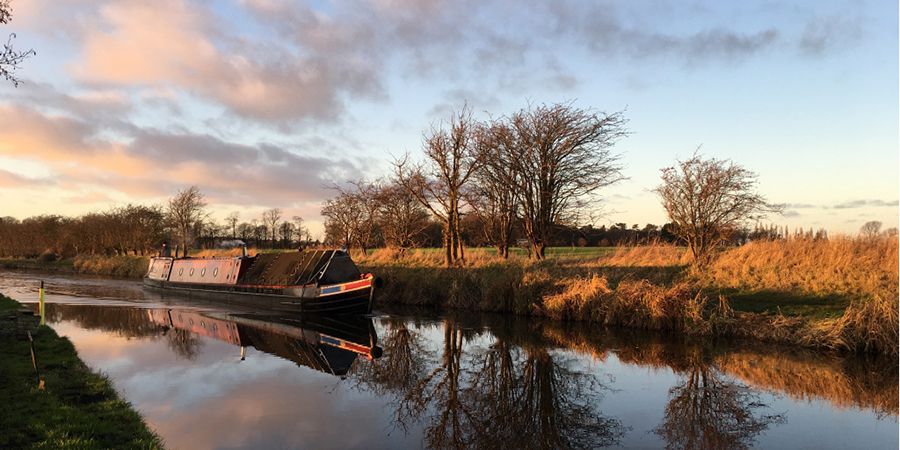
{"left": 143, "top": 250, "right": 378, "bottom": 315}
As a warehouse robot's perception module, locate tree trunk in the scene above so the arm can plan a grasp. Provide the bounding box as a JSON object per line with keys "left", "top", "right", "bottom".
{"left": 444, "top": 221, "right": 452, "bottom": 267}
{"left": 454, "top": 211, "right": 465, "bottom": 263}
{"left": 532, "top": 241, "right": 546, "bottom": 260}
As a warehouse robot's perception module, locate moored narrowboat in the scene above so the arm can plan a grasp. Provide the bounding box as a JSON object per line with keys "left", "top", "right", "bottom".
{"left": 143, "top": 250, "right": 378, "bottom": 315}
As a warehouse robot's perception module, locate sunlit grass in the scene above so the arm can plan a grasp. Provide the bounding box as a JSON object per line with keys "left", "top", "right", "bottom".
{"left": 0, "top": 295, "right": 165, "bottom": 449}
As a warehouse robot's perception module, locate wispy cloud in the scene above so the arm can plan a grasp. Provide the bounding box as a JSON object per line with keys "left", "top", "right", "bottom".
{"left": 798, "top": 14, "right": 863, "bottom": 57}
{"left": 12, "top": 0, "right": 857, "bottom": 128}
{"left": 832, "top": 199, "right": 899, "bottom": 209}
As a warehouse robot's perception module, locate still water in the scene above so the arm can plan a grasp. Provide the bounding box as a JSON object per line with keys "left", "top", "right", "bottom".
{"left": 0, "top": 271, "right": 896, "bottom": 449}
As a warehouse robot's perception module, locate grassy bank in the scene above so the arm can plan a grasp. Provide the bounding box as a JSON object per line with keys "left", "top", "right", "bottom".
{"left": 357, "top": 237, "right": 898, "bottom": 359}
{"left": 3, "top": 238, "right": 896, "bottom": 358}
{"left": 0, "top": 295, "right": 164, "bottom": 449}
{"left": 0, "top": 255, "right": 150, "bottom": 278}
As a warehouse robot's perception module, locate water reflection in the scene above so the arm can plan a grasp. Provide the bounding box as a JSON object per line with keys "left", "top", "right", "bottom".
{"left": 44, "top": 303, "right": 382, "bottom": 377}
{"left": 352, "top": 320, "right": 625, "bottom": 449}
{"left": 653, "top": 347, "right": 785, "bottom": 450}
{"left": 31, "top": 302, "right": 900, "bottom": 450}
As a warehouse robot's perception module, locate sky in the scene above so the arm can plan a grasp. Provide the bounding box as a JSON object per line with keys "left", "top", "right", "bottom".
{"left": 0, "top": 0, "right": 896, "bottom": 237}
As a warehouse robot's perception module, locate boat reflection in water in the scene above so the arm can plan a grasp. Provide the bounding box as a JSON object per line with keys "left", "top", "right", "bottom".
{"left": 146, "top": 308, "right": 382, "bottom": 377}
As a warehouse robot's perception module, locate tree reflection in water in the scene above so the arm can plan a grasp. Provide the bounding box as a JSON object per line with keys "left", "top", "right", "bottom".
{"left": 163, "top": 327, "right": 204, "bottom": 360}
{"left": 351, "top": 319, "right": 430, "bottom": 430}
{"left": 352, "top": 320, "right": 625, "bottom": 449}
{"left": 654, "top": 349, "right": 785, "bottom": 450}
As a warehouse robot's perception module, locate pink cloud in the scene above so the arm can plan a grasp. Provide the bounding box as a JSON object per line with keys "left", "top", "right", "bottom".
{"left": 0, "top": 104, "right": 362, "bottom": 211}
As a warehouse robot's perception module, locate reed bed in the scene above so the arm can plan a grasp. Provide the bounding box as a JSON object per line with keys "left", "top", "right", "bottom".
{"left": 701, "top": 236, "right": 898, "bottom": 301}
{"left": 600, "top": 244, "right": 692, "bottom": 267}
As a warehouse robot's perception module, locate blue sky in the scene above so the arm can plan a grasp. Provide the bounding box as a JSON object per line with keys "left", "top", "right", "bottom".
{"left": 0, "top": 0, "right": 896, "bottom": 236}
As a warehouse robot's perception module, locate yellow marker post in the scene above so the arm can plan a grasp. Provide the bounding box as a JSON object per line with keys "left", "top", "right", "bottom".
{"left": 39, "top": 280, "right": 45, "bottom": 325}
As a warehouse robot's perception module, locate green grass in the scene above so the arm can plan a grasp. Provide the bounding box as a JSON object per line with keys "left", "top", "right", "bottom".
{"left": 711, "top": 288, "right": 851, "bottom": 320}
{"left": 0, "top": 295, "right": 164, "bottom": 449}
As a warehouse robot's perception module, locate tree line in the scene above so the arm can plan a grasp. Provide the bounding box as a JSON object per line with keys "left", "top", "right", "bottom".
{"left": 0, "top": 187, "right": 313, "bottom": 259}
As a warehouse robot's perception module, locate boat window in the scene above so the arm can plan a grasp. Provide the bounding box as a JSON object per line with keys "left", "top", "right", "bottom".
{"left": 201, "top": 268, "right": 206, "bottom": 277}
{"left": 179, "top": 268, "right": 183, "bottom": 276}
{"left": 213, "top": 268, "right": 218, "bottom": 277}
{"left": 190, "top": 268, "right": 194, "bottom": 276}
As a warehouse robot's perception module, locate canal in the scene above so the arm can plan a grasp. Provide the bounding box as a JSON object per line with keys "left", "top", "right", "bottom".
{"left": 0, "top": 270, "right": 896, "bottom": 449}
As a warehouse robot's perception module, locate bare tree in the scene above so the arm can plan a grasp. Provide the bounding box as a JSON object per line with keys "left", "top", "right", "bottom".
{"left": 395, "top": 106, "right": 485, "bottom": 266}
{"left": 166, "top": 186, "right": 207, "bottom": 255}
{"left": 654, "top": 153, "right": 779, "bottom": 263}
{"left": 261, "top": 208, "right": 282, "bottom": 248}
{"left": 860, "top": 221, "right": 882, "bottom": 239}
{"left": 470, "top": 122, "right": 520, "bottom": 259}
{"left": 0, "top": 1, "right": 35, "bottom": 87}
{"left": 322, "top": 192, "right": 363, "bottom": 249}
{"left": 503, "top": 103, "right": 627, "bottom": 259}
{"left": 377, "top": 181, "right": 432, "bottom": 250}
{"left": 322, "top": 182, "right": 381, "bottom": 253}
{"left": 347, "top": 181, "right": 382, "bottom": 255}
{"left": 225, "top": 212, "right": 240, "bottom": 240}
{"left": 237, "top": 221, "right": 253, "bottom": 242}
{"left": 279, "top": 221, "right": 294, "bottom": 247}
{"left": 292, "top": 215, "right": 307, "bottom": 247}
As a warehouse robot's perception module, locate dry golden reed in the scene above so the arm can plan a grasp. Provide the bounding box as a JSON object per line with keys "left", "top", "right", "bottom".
{"left": 702, "top": 235, "right": 898, "bottom": 301}
{"left": 601, "top": 244, "right": 692, "bottom": 267}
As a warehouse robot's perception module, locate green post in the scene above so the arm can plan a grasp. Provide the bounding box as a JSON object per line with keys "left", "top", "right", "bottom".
{"left": 39, "top": 280, "right": 45, "bottom": 325}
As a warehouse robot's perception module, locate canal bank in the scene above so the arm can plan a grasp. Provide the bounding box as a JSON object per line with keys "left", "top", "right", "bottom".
{"left": 3, "top": 236, "right": 897, "bottom": 360}
{"left": 0, "top": 294, "right": 164, "bottom": 449}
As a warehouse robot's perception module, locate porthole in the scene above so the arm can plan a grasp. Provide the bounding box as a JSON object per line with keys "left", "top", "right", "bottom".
{"left": 213, "top": 267, "right": 218, "bottom": 277}
{"left": 179, "top": 268, "right": 183, "bottom": 276}
{"left": 189, "top": 319, "right": 194, "bottom": 325}
{"left": 201, "top": 268, "right": 206, "bottom": 277}
{"left": 189, "top": 268, "right": 194, "bottom": 276}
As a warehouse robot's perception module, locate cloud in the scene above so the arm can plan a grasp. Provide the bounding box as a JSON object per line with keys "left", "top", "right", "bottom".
{"left": 0, "top": 103, "right": 362, "bottom": 210}
{"left": 798, "top": 15, "right": 863, "bottom": 56}
{"left": 832, "top": 199, "right": 899, "bottom": 209}
{"left": 14, "top": 0, "right": 854, "bottom": 130}
{"left": 0, "top": 169, "right": 53, "bottom": 188}
{"left": 781, "top": 200, "right": 899, "bottom": 210}
{"left": 70, "top": 0, "right": 382, "bottom": 124}
{"left": 783, "top": 210, "right": 801, "bottom": 218}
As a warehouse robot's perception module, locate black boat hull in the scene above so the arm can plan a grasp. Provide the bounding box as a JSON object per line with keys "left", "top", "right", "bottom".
{"left": 143, "top": 278, "right": 373, "bottom": 315}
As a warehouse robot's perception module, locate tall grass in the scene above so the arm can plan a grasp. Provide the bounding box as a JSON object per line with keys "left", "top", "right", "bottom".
{"left": 72, "top": 255, "right": 150, "bottom": 278}
{"left": 364, "top": 237, "right": 898, "bottom": 359}
{"left": 601, "top": 244, "right": 692, "bottom": 267}
{"left": 702, "top": 236, "right": 898, "bottom": 301}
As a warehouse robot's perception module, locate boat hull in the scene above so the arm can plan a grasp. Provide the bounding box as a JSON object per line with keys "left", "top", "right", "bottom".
{"left": 143, "top": 278, "right": 374, "bottom": 315}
